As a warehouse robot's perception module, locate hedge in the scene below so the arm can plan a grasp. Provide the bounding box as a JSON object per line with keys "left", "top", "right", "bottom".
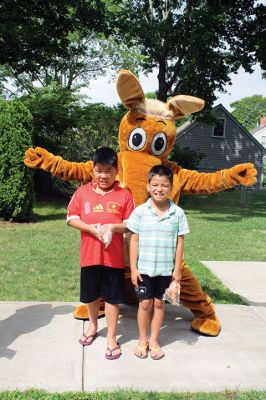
{"left": 0, "top": 99, "right": 34, "bottom": 220}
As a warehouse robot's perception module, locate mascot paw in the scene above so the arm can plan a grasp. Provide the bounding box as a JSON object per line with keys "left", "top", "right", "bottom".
{"left": 191, "top": 316, "right": 221, "bottom": 337}
{"left": 24, "top": 146, "right": 49, "bottom": 168}
{"left": 229, "top": 163, "right": 257, "bottom": 186}
{"left": 73, "top": 304, "right": 105, "bottom": 321}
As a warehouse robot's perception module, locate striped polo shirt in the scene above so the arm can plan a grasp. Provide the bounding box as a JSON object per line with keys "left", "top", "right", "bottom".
{"left": 127, "top": 198, "right": 189, "bottom": 277}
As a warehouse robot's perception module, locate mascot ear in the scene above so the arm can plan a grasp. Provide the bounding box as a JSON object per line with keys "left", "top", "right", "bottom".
{"left": 167, "top": 95, "right": 205, "bottom": 120}
{"left": 116, "top": 70, "right": 145, "bottom": 110}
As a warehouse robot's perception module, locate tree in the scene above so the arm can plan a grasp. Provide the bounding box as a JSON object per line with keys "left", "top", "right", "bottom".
{"left": 113, "top": 0, "right": 266, "bottom": 108}
{"left": 0, "top": 99, "right": 34, "bottom": 220}
{"left": 230, "top": 95, "right": 266, "bottom": 131}
{"left": 0, "top": 33, "right": 144, "bottom": 97}
{"left": 0, "top": 1, "right": 108, "bottom": 74}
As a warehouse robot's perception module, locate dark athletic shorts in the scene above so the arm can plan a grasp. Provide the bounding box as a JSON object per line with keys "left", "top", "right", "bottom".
{"left": 134, "top": 274, "right": 172, "bottom": 300}
{"left": 80, "top": 265, "right": 125, "bottom": 304}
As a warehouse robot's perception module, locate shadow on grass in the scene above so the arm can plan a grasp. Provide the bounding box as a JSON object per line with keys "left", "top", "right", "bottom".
{"left": 31, "top": 198, "right": 68, "bottom": 222}
{"left": 180, "top": 188, "right": 266, "bottom": 221}
{"left": 31, "top": 212, "right": 66, "bottom": 222}
{"left": 201, "top": 284, "right": 247, "bottom": 305}
{"left": 188, "top": 260, "right": 247, "bottom": 305}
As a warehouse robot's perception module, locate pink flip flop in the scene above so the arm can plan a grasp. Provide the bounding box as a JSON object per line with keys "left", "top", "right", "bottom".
{"left": 79, "top": 333, "right": 97, "bottom": 346}
{"left": 105, "top": 344, "right": 121, "bottom": 360}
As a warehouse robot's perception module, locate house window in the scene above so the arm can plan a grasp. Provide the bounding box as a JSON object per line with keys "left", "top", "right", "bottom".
{"left": 212, "top": 118, "right": 225, "bottom": 138}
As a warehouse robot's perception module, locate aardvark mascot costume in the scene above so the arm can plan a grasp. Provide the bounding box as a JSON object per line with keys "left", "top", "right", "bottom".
{"left": 24, "top": 70, "right": 257, "bottom": 336}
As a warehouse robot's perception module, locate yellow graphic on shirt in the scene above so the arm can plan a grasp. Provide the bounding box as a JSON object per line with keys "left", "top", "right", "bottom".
{"left": 107, "top": 202, "right": 121, "bottom": 214}
{"left": 93, "top": 203, "right": 104, "bottom": 212}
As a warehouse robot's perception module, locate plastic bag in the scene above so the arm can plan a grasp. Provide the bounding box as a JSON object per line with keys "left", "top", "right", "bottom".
{"left": 162, "top": 280, "right": 180, "bottom": 306}
{"left": 96, "top": 224, "right": 113, "bottom": 248}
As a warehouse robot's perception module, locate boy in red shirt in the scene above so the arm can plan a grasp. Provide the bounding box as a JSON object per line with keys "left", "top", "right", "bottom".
{"left": 67, "top": 148, "right": 134, "bottom": 360}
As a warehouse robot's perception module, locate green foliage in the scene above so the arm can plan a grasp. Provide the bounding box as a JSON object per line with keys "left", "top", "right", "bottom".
{"left": 21, "top": 86, "right": 124, "bottom": 198}
{"left": 22, "top": 85, "right": 80, "bottom": 152}
{"left": 169, "top": 144, "right": 205, "bottom": 170}
{"left": 230, "top": 95, "right": 266, "bottom": 132}
{"left": 0, "top": 99, "right": 34, "bottom": 220}
{"left": 114, "top": 0, "right": 265, "bottom": 109}
{"left": 23, "top": 86, "right": 123, "bottom": 161}
{"left": 65, "top": 102, "right": 124, "bottom": 161}
{"left": 0, "top": 1, "right": 108, "bottom": 74}
{"left": 145, "top": 92, "right": 157, "bottom": 99}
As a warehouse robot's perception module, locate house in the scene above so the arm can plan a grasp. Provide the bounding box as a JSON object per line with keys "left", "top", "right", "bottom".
{"left": 175, "top": 104, "right": 265, "bottom": 189}
{"left": 251, "top": 116, "right": 266, "bottom": 149}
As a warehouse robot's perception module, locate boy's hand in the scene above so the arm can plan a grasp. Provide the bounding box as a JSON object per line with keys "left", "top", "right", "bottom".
{"left": 131, "top": 269, "right": 143, "bottom": 288}
{"left": 172, "top": 270, "right": 182, "bottom": 283}
{"left": 89, "top": 224, "right": 103, "bottom": 239}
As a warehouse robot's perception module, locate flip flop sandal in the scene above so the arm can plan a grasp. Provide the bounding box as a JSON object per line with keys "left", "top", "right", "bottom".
{"left": 79, "top": 333, "right": 97, "bottom": 346}
{"left": 105, "top": 344, "right": 121, "bottom": 360}
{"left": 134, "top": 343, "right": 149, "bottom": 359}
{"left": 149, "top": 346, "right": 165, "bottom": 360}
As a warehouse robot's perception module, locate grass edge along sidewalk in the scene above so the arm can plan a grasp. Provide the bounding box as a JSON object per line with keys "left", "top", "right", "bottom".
{"left": 1, "top": 389, "right": 266, "bottom": 400}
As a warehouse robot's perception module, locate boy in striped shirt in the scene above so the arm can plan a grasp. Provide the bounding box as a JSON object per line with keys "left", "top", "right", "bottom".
{"left": 127, "top": 165, "right": 189, "bottom": 360}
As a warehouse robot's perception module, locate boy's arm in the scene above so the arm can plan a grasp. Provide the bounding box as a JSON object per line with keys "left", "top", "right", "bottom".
{"left": 107, "top": 222, "right": 129, "bottom": 234}
{"left": 172, "top": 235, "right": 185, "bottom": 283}
{"left": 129, "top": 233, "right": 143, "bottom": 288}
{"left": 67, "top": 218, "right": 100, "bottom": 239}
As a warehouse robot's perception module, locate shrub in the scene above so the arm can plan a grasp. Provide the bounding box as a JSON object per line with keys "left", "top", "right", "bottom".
{"left": 0, "top": 99, "right": 34, "bottom": 220}
{"left": 169, "top": 143, "right": 205, "bottom": 170}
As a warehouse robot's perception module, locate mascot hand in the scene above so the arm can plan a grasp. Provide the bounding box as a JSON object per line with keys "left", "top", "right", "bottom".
{"left": 24, "top": 147, "right": 56, "bottom": 169}
{"left": 228, "top": 163, "right": 257, "bottom": 186}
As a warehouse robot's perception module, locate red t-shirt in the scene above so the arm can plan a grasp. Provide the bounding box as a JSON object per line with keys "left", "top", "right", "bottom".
{"left": 67, "top": 182, "right": 134, "bottom": 268}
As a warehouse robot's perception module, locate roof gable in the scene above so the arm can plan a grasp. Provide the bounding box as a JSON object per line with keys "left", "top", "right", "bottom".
{"left": 176, "top": 103, "right": 265, "bottom": 152}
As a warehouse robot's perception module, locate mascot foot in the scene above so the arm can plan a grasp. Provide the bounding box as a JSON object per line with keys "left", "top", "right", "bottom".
{"left": 191, "top": 315, "right": 221, "bottom": 337}
{"left": 73, "top": 304, "right": 105, "bottom": 321}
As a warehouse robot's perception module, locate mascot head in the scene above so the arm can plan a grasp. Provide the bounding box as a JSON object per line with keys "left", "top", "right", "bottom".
{"left": 116, "top": 70, "right": 205, "bottom": 204}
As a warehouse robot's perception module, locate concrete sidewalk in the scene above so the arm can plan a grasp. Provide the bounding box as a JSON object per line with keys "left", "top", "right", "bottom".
{"left": 0, "top": 261, "right": 266, "bottom": 393}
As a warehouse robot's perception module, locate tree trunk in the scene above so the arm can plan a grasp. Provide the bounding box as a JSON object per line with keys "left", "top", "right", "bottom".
{"left": 157, "top": 62, "right": 168, "bottom": 102}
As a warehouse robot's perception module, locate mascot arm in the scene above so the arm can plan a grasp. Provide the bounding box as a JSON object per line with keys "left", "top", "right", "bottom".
{"left": 24, "top": 146, "right": 93, "bottom": 182}
{"left": 164, "top": 160, "right": 257, "bottom": 196}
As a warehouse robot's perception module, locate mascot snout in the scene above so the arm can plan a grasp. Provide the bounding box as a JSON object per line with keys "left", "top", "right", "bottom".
{"left": 121, "top": 151, "right": 161, "bottom": 206}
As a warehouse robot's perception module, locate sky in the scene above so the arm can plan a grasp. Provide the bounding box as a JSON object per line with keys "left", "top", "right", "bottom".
{"left": 81, "top": 64, "right": 266, "bottom": 111}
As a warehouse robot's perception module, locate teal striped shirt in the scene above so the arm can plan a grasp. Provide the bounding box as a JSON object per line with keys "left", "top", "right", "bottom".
{"left": 127, "top": 198, "right": 189, "bottom": 277}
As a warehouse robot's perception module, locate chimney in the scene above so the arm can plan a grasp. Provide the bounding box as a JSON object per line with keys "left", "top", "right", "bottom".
{"left": 260, "top": 115, "right": 266, "bottom": 126}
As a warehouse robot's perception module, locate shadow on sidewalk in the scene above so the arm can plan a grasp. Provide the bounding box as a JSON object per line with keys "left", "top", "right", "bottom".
{"left": 0, "top": 303, "right": 75, "bottom": 359}
{"left": 92, "top": 304, "right": 200, "bottom": 348}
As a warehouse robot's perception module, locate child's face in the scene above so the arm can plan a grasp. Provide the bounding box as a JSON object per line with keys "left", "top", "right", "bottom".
{"left": 147, "top": 175, "right": 172, "bottom": 202}
{"left": 93, "top": 163, "right": 118, "bottom": 191}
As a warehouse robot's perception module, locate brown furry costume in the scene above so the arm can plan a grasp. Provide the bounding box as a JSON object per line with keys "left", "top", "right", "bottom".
{"left": 24, "top": 70, "right": 257, "bottom": 336}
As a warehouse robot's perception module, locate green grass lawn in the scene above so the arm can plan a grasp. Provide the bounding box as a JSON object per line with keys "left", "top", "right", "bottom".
{"left": 0, "top": 188, "right": 265, "bottom": 302}
{"left": 1, "top": 390, "right": 266, "bottom": 400}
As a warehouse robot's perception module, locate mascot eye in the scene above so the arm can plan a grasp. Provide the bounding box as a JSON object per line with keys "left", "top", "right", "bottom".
{"left": 128, "top": 128, "right": 147, "bottom": 151}
{"left": 151, "top": 132, "right": 167, "bottom": 156}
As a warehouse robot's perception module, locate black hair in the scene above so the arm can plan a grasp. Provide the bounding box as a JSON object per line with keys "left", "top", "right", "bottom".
{"left": 148, "top": 165, "right": 173, "bottom": 185}
{"left": 93, "top": 147, "right": 118, "bottom": 168}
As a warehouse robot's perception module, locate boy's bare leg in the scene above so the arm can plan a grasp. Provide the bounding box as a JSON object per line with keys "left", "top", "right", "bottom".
{"left": 105, "top": 302, "right": 121, "bottom": 357}
{"left": 149, "top": 298, "right": 165, "bottom": 359}
{"left": 81, "top": 298, "right": 100, "bottom": 342}
{"left": 135, "top": 299, "right": 152, "bottom": 357}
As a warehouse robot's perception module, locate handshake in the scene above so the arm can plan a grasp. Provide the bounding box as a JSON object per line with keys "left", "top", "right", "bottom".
{"left": 96, "top": 224, "right": 113, "bottom": 248}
